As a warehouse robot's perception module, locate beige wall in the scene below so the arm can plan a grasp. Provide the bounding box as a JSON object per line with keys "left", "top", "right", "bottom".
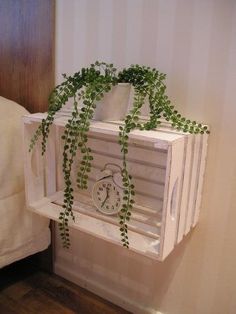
{"left": 55, "top": 1, "right": 236, "bottom": 313}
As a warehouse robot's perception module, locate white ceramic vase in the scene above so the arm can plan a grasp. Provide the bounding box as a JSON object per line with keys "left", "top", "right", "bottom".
{"left": 93, "top": 83, "right": 131, "bottom": 121}
{"left": 56, "top": 83, "right": 131, "bottom": 120}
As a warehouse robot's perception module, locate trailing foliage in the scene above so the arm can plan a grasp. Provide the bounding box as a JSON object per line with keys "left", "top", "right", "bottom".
{"left": 29, "top": 62, "right": 209, "bottom": 248}
{"left": 117, "top": 65, "right": 209, "bottom": 245}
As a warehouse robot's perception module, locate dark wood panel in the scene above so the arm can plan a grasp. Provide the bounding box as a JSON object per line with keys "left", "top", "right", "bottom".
{"left": 0, "top": 269, "right": 131, "bottom": 314}
{"left": 0, "top": 0, "right": 55, "bottom": 113}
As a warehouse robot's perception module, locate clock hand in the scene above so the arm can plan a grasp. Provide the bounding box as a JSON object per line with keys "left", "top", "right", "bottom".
{"left": 107, "top": 186, "right": 110, "bottom": 198}
{"left": 101, "top": 187, "right": 110, "bottom": 208}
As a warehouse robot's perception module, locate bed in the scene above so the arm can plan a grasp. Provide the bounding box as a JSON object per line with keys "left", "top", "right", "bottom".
{"left": 0, "top": 96, "right": 50, "bottom": 268}
{"left": 0, "top": 1, "right": 55, "bottom": 268}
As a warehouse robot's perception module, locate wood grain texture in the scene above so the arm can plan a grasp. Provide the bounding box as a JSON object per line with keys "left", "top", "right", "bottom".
{"left": 0, "top": 266, "right": 130, "bottom": 314}
{"left": 0, "top": 0, "right": 55, "bottom": 113}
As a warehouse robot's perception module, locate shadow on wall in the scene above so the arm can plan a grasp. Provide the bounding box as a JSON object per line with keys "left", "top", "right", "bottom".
{"left": 54, "top": 224, "right": 193, "bottom": 312}
{"left": 151, "top": 233, "right": 192, "bottom": 308}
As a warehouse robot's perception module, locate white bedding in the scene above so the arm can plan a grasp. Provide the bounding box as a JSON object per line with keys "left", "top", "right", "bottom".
{"left": 0, "top": 96, "right": 50, "bottom": 268}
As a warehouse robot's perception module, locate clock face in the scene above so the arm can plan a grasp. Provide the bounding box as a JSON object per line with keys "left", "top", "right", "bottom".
{"left": 92, "top": 179, "right": 122, "bottom": 215}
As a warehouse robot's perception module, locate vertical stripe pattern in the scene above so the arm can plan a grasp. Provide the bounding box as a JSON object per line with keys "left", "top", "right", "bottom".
{"left": 55, "top": 1, "right": 236, "bottom": 313}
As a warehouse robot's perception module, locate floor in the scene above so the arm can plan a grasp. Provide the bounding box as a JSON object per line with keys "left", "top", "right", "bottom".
{"left": 0, "top": 259, "right": 131, "bottom": 314}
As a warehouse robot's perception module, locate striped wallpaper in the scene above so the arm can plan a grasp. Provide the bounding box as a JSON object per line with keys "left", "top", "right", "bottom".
{"left": 55, "top": 1, "right": 236, "bottom": 313}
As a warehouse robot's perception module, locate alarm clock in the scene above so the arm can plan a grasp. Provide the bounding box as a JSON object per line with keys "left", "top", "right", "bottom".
{"left": 92, "top": 163, "right": 123, "bottom": 215}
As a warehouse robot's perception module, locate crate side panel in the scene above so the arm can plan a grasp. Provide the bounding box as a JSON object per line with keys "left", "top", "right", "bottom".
{"left": 159, "top": 139, "right": 185, "bottom": 260}
{"left": 184, "top": 134, "right": 201, "bottom": 235}
{"left": 176, "top": 135, "right": 194, "bottom": 243}
{"left": 192, "top": 133, "right": 209, "bottom": 226}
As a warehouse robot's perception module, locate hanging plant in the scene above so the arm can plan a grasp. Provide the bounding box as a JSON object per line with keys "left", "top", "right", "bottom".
{"left": 117, "top": 65, "right": 210, "bottom": 247}
{"left": 29, "top": 62, "right": 209, "bottom": 249}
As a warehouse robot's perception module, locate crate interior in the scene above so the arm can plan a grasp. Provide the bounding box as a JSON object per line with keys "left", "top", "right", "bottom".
{"left": 25, "top": 114, "right": 201, "bottom": 260}
{"left": 53, "top": 126, "right": 168, "bottom": 255}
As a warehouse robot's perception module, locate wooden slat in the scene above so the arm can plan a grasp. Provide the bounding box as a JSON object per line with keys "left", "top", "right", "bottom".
{"left": 70, "top": 179, "right": 163, "bottom": 211}
{"left": 71, "top": 152, "right": 166, "bottom": 184}
{"left": 105, "top": 119, "right": 185, "bottom": 142}
{"left": 45, "top": 125, "right": 57, "bottom": 197}
{"left": 85, "top": 176, "right": 163, "bottom": 202}
{"left": 56, "top": 126, "right": 166, "bottom": 211}
{"left": 184, "top": 134, "right": 201, "bottom": 235}
{"left": 54, "top": 193, "right": 161, "bottom": 237}
{"left": 88, "top": 136, "right": 168, "bottom": 167}
{"left": 23, "top": 121, "right": 45, "bottom": 206}
{"left": 29, "top": 191, "right": 161, "bottom": 240}
{"left": 176, "top": 135, "right": 194, "bottom": 243}
{"left": 160, "top": 139, "right": 185, "bottom": 259}
{"left": 192, "top": 133, "right": 209, "bottom": 226}
{"left": 53, "top": 117, "right": 184, "bottom": 148}
{"left": 28, "top": 200, "right": 160, "bottom": 258}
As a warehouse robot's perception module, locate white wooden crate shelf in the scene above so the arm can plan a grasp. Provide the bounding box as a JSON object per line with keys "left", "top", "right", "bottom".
{"left": 23, "top": 113, "right": 208, "bottom": 260}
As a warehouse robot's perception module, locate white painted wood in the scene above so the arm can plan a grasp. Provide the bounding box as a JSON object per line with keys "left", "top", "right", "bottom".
{"left": 184, "top": 134, "right": 201, "bottom": 235}
{"left": 54, "top": 192, "right": 162, "bottom": 237}
{"left": 28, "top": 195, "right": 160, "bottom": 258}
{"left": 176, "top": 135, "right": 194, "bottom": 243}
{"left": 136, "top": 117, "right": 202, "bottom": 243}
{"left": 45, "top": 125, "right": 57, "bottom": 196}
{"left": 23, "top": 120, "right": 45, "bottom": 206}
{"left": 87, "top": 136, "right": 168, "bottom": 168}
{"left": 54, "top": 117, "right": 184, "bottom": 149}
{"left": 23, "top": 113, "right": 208, "bottom": 261}
{"left": 159, "top": 141, "right": 185, "bottom": 259}
{"left": 137, "top": 117, "right": 209, "bottom": 243}
{"left": 192, "top": 133, "right": 209, "bottom": 226}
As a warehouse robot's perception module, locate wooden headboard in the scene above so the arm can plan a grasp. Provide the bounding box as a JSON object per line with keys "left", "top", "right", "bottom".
{"left": 0, "top": 0, "right": 55, "bottom": 113}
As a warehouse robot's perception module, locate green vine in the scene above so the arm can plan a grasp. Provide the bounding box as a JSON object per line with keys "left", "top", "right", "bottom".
{"left": 118, "top": 89, "right": 146, "bottom": 247}
{"left": 117, "top": 64, "right": 209, "bottom": 247}
{"left": 29, "top": 62, "right": 209, "bottom": 249}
